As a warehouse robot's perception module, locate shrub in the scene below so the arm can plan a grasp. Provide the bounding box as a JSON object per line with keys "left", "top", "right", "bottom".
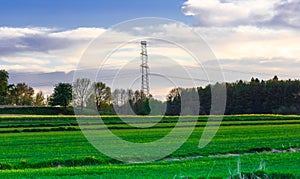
{"left": 0, "top": 106, "right": 74, "bottom": 115}
{"left": 0, "top": 163, "right": 12, "bottom": 170}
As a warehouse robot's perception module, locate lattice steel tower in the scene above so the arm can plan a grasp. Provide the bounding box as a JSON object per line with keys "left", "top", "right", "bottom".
{"left": 140, "top": 41, "right": 150, "bottom": 96}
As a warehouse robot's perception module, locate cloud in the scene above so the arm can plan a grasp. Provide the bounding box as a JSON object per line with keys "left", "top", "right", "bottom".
{"left": 212, "top": 57, "right": 300, "bottom": 81}
{"left": 0, "top": 27, "right": 62, "bottom": 55}
{"left": 1, "top": 21, "right": 299, "bottom": 99}
{"left": 0, "top": 27, "right": 106, "bottom": 56}
{"left": 194, "top": 26, "right": 300, "bottom": 60}
{"left": 1, "top": 19, "right": 300, "bottom": 90}
{"left": 1, "top": 56, "right": 50, "bottom": 65}
{"left": 179, "top": 0, "right": 300, "bottom": 79}
{"left": 182, "top": 0, "right": 300, "bottom": 28}
{"left": 271, "top": 0, "right": 300, "bottom": 28}
{"left": 51, "top": 27, "right": 105, "bottom": 39}
{"left": 0, "top": 27, "right": 106, "bottom": 72}
{"left": 193, "top": 26, "right": 300, "bottom": 80}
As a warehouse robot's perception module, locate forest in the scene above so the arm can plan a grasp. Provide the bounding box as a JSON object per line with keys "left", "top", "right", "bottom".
{"left": 167, "top": 76, "right": 300, "bottom": 115}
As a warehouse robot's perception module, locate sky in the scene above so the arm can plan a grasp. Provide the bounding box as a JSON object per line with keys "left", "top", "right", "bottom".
{"left": 0, "top": 0, "right": 300, "bottom": 97}
{"left": 0, "top": 0, "right": 189, "bottom": 28}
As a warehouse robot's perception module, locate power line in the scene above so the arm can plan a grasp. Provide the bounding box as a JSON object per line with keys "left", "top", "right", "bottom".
{"left": 149, "top": 73, "right": 212, "bottom": 83}
{"left": 7, "top": 62, "right": 299, "bottom": 80}
{"left": 182, "top": 65, "right": 300, "bottom": 79}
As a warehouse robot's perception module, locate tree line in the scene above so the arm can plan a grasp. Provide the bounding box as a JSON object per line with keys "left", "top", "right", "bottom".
{"left": 0, "top": 70, "right": 161, "bottom": 115}
{"left": 0, "top": 70, "right": 44, "bottom": 106}
{"left": 166, "top": 76, "right": 300, "bottom": 115}
{"left": 1, "top": 69, "right": 300, "bottom": 115}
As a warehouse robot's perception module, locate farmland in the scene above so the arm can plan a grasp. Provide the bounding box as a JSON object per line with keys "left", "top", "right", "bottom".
{"left": 0, "top": 115, "right": 300, "bottom": 178}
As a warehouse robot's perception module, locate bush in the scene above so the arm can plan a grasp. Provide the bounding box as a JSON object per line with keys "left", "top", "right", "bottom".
{"left": 0, "top": 163, "right": 12, "bottom": 170}
{"left": 0, "top": 106, "right": 74, "bottom": 115}
{"left": 15, "top": 156, "right": 117, "bottom": 169}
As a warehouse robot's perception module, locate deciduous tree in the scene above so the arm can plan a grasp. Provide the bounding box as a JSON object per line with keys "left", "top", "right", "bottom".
{"left": 34, "top": 91, "right": 45, "bottom": 106}
{"left": 15, "top": 83, "right": 34, "bottom": 106}
{"left": 92, "top": 82, "right": 112, "bottom": 112}
{"left": 73, "top": 78, "right": 92, "bottom": 110}
{"left": 0, "top": 70, "right": 9, "bottom": 105}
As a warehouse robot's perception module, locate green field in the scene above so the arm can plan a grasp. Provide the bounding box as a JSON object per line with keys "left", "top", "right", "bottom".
{"left": 0, "top": 115, "right": 300, "bottom": 178}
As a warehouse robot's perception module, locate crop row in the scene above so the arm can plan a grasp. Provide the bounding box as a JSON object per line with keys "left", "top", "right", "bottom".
{"left": 0, "top": 152, "right": 299, "bottom": 178}
{"left": 0, "top": 123, "right": 299, "bottom": 168}
{"left": 1, "top": 114, "right": 300, "bottom": 123}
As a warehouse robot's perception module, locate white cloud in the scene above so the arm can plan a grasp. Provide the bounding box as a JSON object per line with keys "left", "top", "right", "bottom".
{"left": 1, "top": 64, "right": 52, "bottom": 72}
{"left": 0, "top": 27, "right": 106, "bottom": 72}
{"left": 1, "top": 56, "right": 50, "bottom": 65}
{"left": 1, "top": 18, "right": 300, "bottom": 93}
{"left": 194, "top": 26, "right": 300, "bottom": 60}
{"left": 182, "top": 0, "right": 300, "bottom": 28}
{"left": 1, "top": 24, "right": 299, "bottom": 77}
{"left": 0, "top": 27, "right": 54, "bottom": 38}
{"left": 1, "top": 22, "right": 299, "bottom": 100}
{"left": 50, "top": 27, "right": 106, "bottom": 39}
{"left": 180, "top": 0, "right": 300, "bottom": 79}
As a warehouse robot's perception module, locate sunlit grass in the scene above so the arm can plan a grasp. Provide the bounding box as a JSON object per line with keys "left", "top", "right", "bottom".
{"left": 0, "top": 115, "right": 299, "bottom": 177}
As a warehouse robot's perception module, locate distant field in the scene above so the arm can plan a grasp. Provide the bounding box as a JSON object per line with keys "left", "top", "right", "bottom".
{"left": 0, "top": 115, "right": 299, "bottom": 178}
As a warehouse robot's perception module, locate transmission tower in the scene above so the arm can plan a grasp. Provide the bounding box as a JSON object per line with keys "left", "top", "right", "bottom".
{"left": 140, "top": 41, "right": 150, "bottom": 96}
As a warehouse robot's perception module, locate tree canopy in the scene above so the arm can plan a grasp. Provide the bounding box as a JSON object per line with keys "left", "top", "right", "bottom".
{"left": 73, "top": 78, "right": 92, "bottom": 110}
{"left": 0, "top": 70, "right": 9, "bottom": 105}
{"left": 165, "top": 76, "right": 300, "bottom": 115}
{"left": 14, "top": 83, "right": 35, "bottom": 106}
{"left": 50, "top": 83, "right": 72, "bottom": 107}
{"left": 91, "top": 82, "right": 112, "bottom": 113}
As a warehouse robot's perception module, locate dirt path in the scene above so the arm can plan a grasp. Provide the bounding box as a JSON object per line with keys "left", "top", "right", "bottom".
{"left": 164, "top": 148, "right": 300, "bottom": 162}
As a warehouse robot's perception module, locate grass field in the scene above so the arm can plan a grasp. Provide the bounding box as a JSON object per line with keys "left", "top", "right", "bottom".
{"left": 0, "top": 115, "right": 300, "bottom": 178}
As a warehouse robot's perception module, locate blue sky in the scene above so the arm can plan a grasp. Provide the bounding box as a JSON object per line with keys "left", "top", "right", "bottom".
{"left": 0, "top": 0, "right": 190, "bottom": 28}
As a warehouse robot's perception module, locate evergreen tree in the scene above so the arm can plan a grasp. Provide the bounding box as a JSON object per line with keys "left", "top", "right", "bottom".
{"left": 50, "top": 83, "right": 72, "bottom": 107}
